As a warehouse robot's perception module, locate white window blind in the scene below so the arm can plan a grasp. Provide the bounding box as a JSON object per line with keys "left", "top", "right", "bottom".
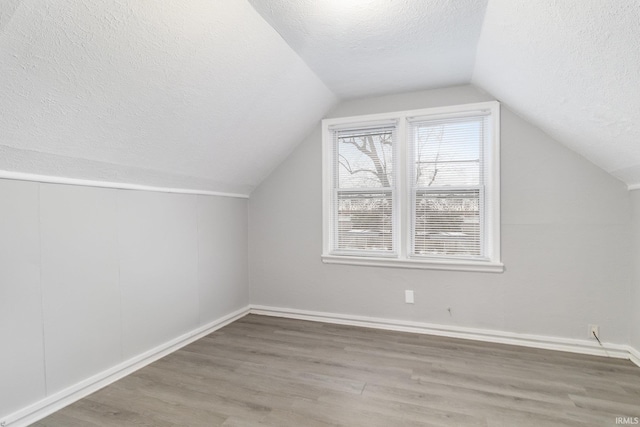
{"left": 322, "top": 101, "right": 501, "bottom": 272}
{"left": 408, "top": 114, "right": 489, "bottom": 259}
{"left": 332, "top": 125, "right": 397, "bottom": 255}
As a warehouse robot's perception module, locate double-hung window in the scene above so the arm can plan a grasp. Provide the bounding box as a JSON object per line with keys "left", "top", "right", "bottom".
{"left": 322, "top": 102, "right": 503, "bottom": 272}
{"left": 331, "top": 122, "right": 397, "bottom": 256}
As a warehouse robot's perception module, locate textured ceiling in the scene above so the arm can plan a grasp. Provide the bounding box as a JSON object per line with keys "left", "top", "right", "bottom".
{"left": 1, "top": 0, "right": 639, "bottom": 192}
{"left": 0, "top": 0, "right": 22, "bottom": 32}
{"left": 473, "top": 0, "right": 640, "bottom": 188}
{"left": 0, "top": 0, "right": 336, "bottom": 195}
{"left": 248, "top": 0, "right": 488, "bottom": 99}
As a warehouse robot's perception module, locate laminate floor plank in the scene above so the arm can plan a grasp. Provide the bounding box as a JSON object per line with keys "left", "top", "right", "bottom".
{"left": 33, "top": 412, "right": 102, "bottom": 427}
{"left": 33, "top": 315, "right": 640, "bottom": 426}
{"left": 85, "top": 381, "right": 228, "bottom": 426}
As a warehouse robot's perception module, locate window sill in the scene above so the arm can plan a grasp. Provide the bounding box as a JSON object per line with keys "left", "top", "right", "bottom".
{"left": 321, "top": 254, "right": 505, "bottom": 273}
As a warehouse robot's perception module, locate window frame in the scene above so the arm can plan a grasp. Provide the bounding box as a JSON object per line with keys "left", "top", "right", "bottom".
{"left": 321, "top": 101, "right": 503, "bottom": 273}
{"left": 330, "top": 122, "right": 399, "bottom": 258}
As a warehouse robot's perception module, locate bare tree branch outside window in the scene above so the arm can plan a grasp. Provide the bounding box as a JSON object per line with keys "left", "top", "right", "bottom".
{"left": 338, "top": 133, "right": 392, "bottom": 188}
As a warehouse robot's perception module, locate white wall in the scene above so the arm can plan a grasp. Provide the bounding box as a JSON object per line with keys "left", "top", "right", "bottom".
{"left": 249, "top": 85, "right": 632, "bottom": 344}
{"left": 0, "top": 179, "right": 248, "bottom": 419}
{"left": 631, "top": 190, "right": 640, "bottom": 353}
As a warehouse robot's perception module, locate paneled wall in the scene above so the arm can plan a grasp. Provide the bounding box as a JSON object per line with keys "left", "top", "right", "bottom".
{"left": 0, "top": 180, "right": 248, "bottom": 418}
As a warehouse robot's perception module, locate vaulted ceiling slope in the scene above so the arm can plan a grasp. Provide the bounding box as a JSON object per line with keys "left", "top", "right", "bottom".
{"left": 250, "top": 0, "right": 640, "bottom": 189}
{"left": 0, "top": 0, "right": 336, "bottom": 195}
{"left": 1, "top": 1, "right": 639, "bottom": 193}
{"left": 473, "top": 0, "right": 640, "bottom": 189}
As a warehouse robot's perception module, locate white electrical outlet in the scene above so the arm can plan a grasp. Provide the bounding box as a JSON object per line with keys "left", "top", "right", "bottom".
{"left": 405, "top": 290, "right": 414, "bottom": 304}
{"left": 589, "top": 324, "right": 599, "bottom": 339}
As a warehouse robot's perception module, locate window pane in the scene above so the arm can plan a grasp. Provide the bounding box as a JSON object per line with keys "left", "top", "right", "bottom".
{"left": 416, "top": 161, "right": 479, "bottom": 187}
{"left": 414, "top": 119, "right": 482, "bottom": 187}
{"left": 337, "top": 192, "right": 393, "bottom": 252}
{"left": 413, "top": 190, "right": 480, "bottom": 257}
{"left": 338, "top": 129, "right": 393, "bottom": 189}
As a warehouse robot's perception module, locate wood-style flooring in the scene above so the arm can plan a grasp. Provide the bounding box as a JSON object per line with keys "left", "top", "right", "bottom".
{"left": 34, "top": 314, "right": 640, "bottom": 426}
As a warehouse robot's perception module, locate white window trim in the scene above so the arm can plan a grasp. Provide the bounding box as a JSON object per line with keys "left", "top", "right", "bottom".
{"left": 321, "top": 101, "right": 503, "bottom": 273}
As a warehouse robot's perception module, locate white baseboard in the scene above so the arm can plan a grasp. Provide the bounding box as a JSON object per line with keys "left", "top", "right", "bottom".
{"left": 250, "top": 305, "right": 634, "bottom": 361}
{"left": 630, "top": 346, "right": 640, "bottom": 368}
{"left": 4, "top": 304, "right": 637, "bottom": 426}
{"left": 3, "top": 306, "right": 250, "bottom": 427}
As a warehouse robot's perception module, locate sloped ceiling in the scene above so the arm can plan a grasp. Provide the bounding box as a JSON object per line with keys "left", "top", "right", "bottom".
{"left": 249, "top": 0, "right": 640, "bottom": 189}
{"left": 0, "top": 0, "right": 336, "bottom": 195}
{"left": 1, "top": 0, "right": 639, "bottom": 192}
{"left": 473, "top": 0, "right": 640, "bottom": 188}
